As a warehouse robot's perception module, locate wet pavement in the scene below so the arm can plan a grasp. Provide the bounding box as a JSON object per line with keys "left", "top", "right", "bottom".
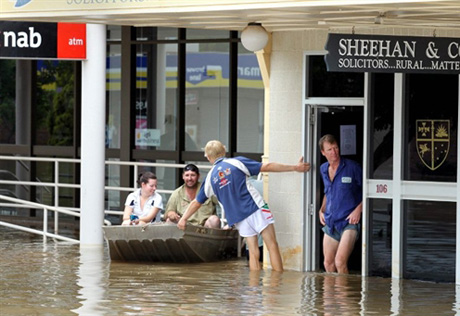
{"left": 0, "top": 226, "right": 459, "bottom": 315}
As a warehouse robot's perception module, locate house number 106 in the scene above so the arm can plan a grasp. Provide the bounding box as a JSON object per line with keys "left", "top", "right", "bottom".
{"left": 376, "top": 184, "right": 388, "bottom": 194}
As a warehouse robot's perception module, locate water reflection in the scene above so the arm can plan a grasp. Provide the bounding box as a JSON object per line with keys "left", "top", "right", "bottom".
{"left": 0, "top": 227, "right": 459, "bottom": 315}
{"left": 321, "top": 274, "right": 361, "bottom": 315}
{"left": 72, "top": 246, "right": 109, "bottom": 315}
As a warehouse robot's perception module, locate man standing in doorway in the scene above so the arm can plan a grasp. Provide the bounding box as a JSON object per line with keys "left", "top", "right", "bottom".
{"left": 318, "top": 134, "right": 362, "bottom": 274}
{"left": 177, "top": 140, "right": 311, "bottom": 272}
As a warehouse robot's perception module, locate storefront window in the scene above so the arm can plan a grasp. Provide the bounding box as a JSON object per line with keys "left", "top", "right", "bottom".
{"left": 135, "top": 43, "right": 178, "bottom": 150}
{"left": 237, "top": 43, "right": 264, "bottom": 153}
{"left": 404, "top": 74, "right": 458, "bottom": 182}
{"left": 185, "top": 43, "right": 229, "bottom": 150}
{"left": 136, "top": 27, "right": 178, "bottom": 41}
{"left": 106, "top": 44, "right": 121, "bottom": 149}
{"left": 307, "top": 55, "right": 364, "bottom": 98}
{"left": 403, "top": 200, "right": 455, "bottom": 282}
{"left": 35, "top": 61, "right": 75, "bottom": 146}
{"left": 0, "top": 159, "right": 24, "bottom": 215}
{"left": 0, "top": 60, "right": 16, "bottom": 144}
{"left": 57, "top": 162, "right": 77, "bottom": 208}
{"left": 370, "top": 73, "right": 394, "bottom": 179}
{"left": 186, "top": 28, "right": 230, "bottom": 40}
{"left": 105, "top": 159, "right": 120, "bottom": 223}
{"left": 107, "top": 25, "right": 121, "bottom": 41}
{"left": 34, "top": 160, "right": 77, "bottom": 211}
{"left": 130, "top": 27, "right": 263, "bottom": 158}
{"left": 369, "top": 198, "right": 392, "bottom": 277}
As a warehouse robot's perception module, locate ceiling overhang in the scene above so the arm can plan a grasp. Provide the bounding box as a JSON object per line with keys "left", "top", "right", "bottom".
{"left": 2, "top": 0, "right": 460, "bottom": 32}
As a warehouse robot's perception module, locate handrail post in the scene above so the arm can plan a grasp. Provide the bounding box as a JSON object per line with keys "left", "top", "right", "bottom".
{"left": 134, "top": 165, "right": 138, "bottom": 188}
{"left": 54, "top": 161, "right": 59, "bottom": 235}
{"left": 43, "top": 207, "right": 48, "bottom": 243}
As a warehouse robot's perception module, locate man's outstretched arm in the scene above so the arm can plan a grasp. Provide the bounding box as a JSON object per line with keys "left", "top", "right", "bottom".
{"left": 260, "top": 156, "right": 310, "bottom": 173}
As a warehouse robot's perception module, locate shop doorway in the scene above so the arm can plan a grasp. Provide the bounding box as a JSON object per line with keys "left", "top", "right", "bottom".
{"left": 306, "top": 104, "right": 364, "bottom": 273}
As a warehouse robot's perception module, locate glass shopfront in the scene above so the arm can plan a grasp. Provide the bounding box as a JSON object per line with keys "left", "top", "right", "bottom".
{"left": 0, "top": 26, "right": 265, "bottom": 221}
{"left": 401, "top": 73, "right": 458, "bottom": 282}
{"left": 304, "top": 49, "right": 459, "bottom": 283}
{"left": 0, "top": 60, "right": 16, "bottom": 144}
{"left": 403, "top": 200, "right": 456, "bottom": 282}
{"left": 404, "top": 74, "right": 458, "bottom": 182}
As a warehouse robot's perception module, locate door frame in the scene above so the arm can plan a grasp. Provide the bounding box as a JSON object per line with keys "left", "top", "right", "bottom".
{"left": 302, "top": 99, "right": 367, "bottom": 272}
{"left": 301, "top": 52, "right": 369, "bottom": 272}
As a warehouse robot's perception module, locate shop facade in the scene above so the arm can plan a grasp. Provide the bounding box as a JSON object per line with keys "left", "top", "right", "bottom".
{"left": 272, "top": 29, "right": 459, "bottom": 284}
{"left": 0, "top": 1, "right": 459, "bottom": 284}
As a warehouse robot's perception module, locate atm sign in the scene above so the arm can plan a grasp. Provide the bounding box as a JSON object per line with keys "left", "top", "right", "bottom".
{"left": 57, "top": 23, "right": 86, "bottom": 59}
{"left": 0, "top": 21, "right": 86, "bottom": 60}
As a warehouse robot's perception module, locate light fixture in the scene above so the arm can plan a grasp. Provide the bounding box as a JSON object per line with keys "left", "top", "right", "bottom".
{"left": 241, "top": 22, "right": 269, "bottom": 52}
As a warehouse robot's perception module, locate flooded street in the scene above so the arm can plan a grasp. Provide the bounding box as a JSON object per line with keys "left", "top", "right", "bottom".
{"left": 0, "top": 226, "right": 459, "bottom": 315}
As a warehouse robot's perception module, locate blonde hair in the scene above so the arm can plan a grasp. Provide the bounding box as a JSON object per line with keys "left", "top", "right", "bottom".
{"left": 204, "top": 140, "right": 226, "bottom": 160}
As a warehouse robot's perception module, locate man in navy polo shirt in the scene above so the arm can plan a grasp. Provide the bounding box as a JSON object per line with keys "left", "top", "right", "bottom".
{"left": 177, "top": 140, "right": 310, "bottom": 272}
{"left": 318, "top": 134, "right": 362, "bottom": 274}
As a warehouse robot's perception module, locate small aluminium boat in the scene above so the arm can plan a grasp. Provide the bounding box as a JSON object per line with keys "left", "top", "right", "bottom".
{"left": 102, "top": 223, "right": 241, "bottom": 263}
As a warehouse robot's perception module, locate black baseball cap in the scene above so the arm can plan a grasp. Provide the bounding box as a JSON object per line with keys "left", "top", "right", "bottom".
{"left": 184, "top": 164, "right": 199, "bottom": 173}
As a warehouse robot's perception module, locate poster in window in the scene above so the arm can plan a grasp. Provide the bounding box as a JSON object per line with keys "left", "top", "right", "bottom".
{"left": 340, "top": 125, "right": 356, "bottom": 156}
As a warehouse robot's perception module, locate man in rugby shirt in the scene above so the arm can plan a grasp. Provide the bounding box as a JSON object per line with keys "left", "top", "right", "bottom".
{"left": 177, "top": 140, "right": 310, "bottom": 271}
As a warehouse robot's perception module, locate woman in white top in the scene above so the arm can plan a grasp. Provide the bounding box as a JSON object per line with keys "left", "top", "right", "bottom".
{"left": 122, "top": 171, "right": 164, "bottom": 226}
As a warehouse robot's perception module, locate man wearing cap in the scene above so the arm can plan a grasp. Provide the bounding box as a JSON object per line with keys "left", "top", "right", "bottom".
{"left": 177, "top": 140, "right": 311, "bottom": 272}
{"left": 164, "top": 163, "right": 221, "bottom": 228}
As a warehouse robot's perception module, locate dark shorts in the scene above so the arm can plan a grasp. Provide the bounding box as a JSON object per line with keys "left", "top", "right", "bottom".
{"left": 322, "top": 223, "right": 360, "bottom": 242}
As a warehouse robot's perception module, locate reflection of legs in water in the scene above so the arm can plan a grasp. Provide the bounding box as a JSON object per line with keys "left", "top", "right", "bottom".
{"left": 268, "top": 270, "right": 282, "bottom": 288}
{"left": 322, "top": 274, "right": 351, "bottom": 316}
{"left": 260, "top": 224, "right": 283, "bottom": 272}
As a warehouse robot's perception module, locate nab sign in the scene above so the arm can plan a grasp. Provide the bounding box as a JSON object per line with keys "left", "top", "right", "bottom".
{"left": 0, "top": 21, "right": 86, "bottom": 60}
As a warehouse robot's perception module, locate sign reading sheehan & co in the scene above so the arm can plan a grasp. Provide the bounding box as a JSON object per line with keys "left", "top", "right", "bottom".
{"left": 325, "top": 33, "right": 460, "bottom": 74}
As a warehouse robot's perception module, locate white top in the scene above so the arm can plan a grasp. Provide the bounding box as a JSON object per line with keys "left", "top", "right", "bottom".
{"left": 125, "top": 188, "right": 163, "bottom": 222}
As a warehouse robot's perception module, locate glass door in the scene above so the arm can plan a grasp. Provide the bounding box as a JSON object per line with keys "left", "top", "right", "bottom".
{"left": 304, "top": 104, "right": 364, "bottom": 272}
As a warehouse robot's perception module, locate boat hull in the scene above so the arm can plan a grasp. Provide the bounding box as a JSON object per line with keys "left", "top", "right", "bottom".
{"left": 102, "top": 223, "right": 240, "bottom": 263}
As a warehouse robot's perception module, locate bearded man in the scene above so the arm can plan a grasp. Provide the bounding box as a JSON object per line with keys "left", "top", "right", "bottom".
{"left": 164, "top": 163, "right": 221, "bottom": 228}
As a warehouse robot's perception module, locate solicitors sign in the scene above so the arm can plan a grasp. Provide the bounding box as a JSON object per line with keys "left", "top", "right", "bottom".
{"left": 324, "top": 33, "right": 460, "bottom": 74}
{"left": 0, "top": 21, "right": 86, "bottom": 60}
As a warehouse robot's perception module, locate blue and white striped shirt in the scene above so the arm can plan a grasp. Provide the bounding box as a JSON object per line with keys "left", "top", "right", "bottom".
{"left": 196, "top": 156, "right": 264, "bottom": 226}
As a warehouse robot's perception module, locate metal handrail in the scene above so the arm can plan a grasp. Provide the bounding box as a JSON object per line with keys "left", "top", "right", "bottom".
{"left": 0, "top": 169, "right": 31, "bottom": 194}
{"left": 0, "top": 155, "right": 213, "bottom": 239}
{"left": 0, "top": 194, "right": 80, "bottom": 243}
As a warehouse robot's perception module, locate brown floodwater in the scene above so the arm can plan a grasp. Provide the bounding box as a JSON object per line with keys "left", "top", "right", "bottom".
{"left": 0, "top": 226, "right": 459, "bottom": 315}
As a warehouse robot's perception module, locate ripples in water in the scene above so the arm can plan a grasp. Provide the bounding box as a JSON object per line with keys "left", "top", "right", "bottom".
{"left": 0, "top": 227, "right": 458, "bottom": 315}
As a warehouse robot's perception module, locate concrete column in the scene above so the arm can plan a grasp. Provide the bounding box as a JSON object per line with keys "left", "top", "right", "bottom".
{"left": 80, "top": 24, "right": 106, "bottom": 247}
{"left": 256, "top": 34, "right": 271, "bottom": 269}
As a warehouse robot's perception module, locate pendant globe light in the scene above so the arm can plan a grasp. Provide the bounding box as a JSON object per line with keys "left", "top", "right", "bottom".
{"left": 241, "top": 22, "right": 269, "bottom": 52}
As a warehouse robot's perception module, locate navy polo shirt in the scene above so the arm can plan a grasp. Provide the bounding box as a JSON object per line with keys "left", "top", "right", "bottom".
{"left": 320, "top": 157, "right": 362, "bottom": 234}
